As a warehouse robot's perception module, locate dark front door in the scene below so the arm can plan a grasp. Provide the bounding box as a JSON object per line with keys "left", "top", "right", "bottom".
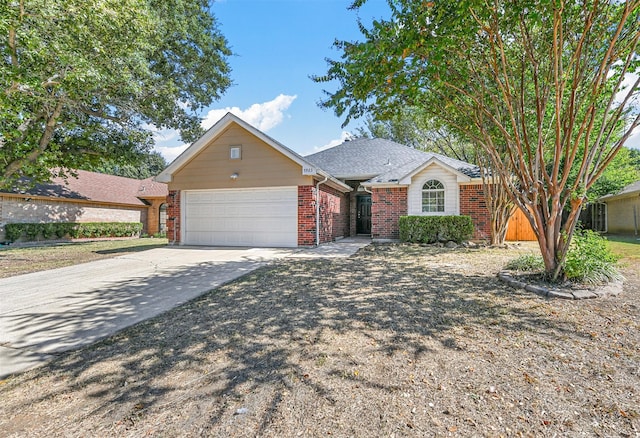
{"left": 356, "top": 195, "right": 372, "bottom": 234}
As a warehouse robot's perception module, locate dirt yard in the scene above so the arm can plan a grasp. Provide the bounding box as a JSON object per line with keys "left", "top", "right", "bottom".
{"left": 1, "top": 243, "right": 638, "bottom": 437}
{"left": 0, "top": 238, "right": 169, "bottom": 278}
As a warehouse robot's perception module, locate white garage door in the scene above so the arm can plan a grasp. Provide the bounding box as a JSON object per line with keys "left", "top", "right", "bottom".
{"left": 183, "top": 187, "right": 298, "bottom": 247}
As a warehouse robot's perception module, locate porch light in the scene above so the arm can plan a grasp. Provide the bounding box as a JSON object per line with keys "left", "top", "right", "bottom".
{"left": 230, "top": 172, "right": 239, "bottom": 180}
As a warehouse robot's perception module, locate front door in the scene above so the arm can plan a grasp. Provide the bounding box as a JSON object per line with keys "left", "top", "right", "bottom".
{"left": 356, "top": 195, "right": 372, "bottom": 234}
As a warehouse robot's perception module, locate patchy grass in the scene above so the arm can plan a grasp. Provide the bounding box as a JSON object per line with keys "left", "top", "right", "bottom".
{"left": 0, "top": 238, "right": 168, "bottom": 278}
{"left": 0, "top": 243, "right": 638, "bottom": 436}
{"left": 606, "top": 234, "right": 640, "bottom": 262}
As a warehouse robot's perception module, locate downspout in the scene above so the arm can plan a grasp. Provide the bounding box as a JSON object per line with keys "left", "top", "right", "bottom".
{"left": 315, "top": 175, "right": 328, "bottom": 246}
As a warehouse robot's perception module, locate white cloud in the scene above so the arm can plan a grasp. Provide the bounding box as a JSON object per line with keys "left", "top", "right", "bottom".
{"left": 312, "top": 131, "right": 353, "bottom": 153}
{"left": 155, "top": 144, "right": 190, "bottom": 162}
{"left": 152, "top": 94, "right": 297, "bottom": 162}
{"left": 201, "top": 94, "right": 297, "bottom": 131}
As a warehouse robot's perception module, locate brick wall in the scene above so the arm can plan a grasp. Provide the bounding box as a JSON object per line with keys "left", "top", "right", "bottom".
{"left": 459, "top": 184, "right": 491, "bottom": 240}
{"left": 0, "top": 195, "right": 146, "bottom": 241}
{"left": 298, "top": 185, "right": 316, "bottom": 246}
{"left": 371, "top": 187, "right": 408, "bottom": 240}
{"left": 166, "top": 190, "right": 181, "bottom": 244}
{"left": 318, "top": 185, "right": 349, "bottom": 244}
{"left": 144, "top": 199, "right": 166, "bottom": 236}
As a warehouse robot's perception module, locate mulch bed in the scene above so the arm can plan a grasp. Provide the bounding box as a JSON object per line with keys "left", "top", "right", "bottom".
{"left": 1, "top": 243, "right": 638, "bottom": 437}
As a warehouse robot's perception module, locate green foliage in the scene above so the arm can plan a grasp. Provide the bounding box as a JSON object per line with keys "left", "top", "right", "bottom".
{"left": 356, "top": 107, "right": 476, "bottom": 163}
{"left": 4, "top": 222, "right": 143, "bottom": 243}
{"left": 564, "top": 230, "right": 623, "bottom": 285}
{"left": 84, "top": 151, "right": 168, "bottom": 179}
{"left": 505, "top": 254, "right": 545, "bottom": 272}
{"left": 315, "top": 0, "right": 640, "bottom": 281}
{"left": 0, "top": 0, "right": 231, "bottom": 188}
{"left": 586, "top": 147, "right": 640, "bottom": 200}
{"left": 399, "top": 216, "right": 473, "bottom": 244}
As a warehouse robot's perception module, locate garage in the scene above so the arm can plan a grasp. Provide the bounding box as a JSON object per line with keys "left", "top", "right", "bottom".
{"left": 182, "top": 187, "right": 298, "bottom": 247}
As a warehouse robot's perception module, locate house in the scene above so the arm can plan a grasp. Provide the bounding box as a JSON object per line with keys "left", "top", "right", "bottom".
{"left": 0, "top": 170, "right": 168, "bottom": 241}
{"left": 597, "top": 180, "right": 640, "bottom": 235}
{"left": 156, "top": 113, "right": 492, "bottom": 247}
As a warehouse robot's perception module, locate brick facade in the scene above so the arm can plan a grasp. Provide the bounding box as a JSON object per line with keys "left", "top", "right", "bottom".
{"left": 459, "top": 184, "right": 491, "bottom": 240}
{"left": 371, "top": 187, "right": 408, "bottom": 240}
{"left": 166, "top": 190, "right": 181, "bottom": 244}
{"left": 318, "top": 185, "right": 349, "bottom": 244}
{"left": 0, "top": 195, "right": 149, "bottom": 241}
{"left": 298, "top": 185, "right": 316, "bottom": 246}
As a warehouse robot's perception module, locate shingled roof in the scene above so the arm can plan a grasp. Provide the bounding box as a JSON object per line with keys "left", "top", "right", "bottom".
{"left": 4, "top": 170, "right": 168, "bottom": 206}
{"left": 304, "top": 138, "right": 480, "bottom": 182}
{"left": 599, "top": 180, "right": 640, "bottom": 201}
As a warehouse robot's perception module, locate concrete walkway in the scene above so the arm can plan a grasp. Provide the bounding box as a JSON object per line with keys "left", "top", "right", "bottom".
{"left": 0, "top": 238, "right": 369, "bottom": 378}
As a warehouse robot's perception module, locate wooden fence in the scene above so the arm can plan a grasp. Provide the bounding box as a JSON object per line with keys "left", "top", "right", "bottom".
{"left": 506, "top": 207, "right": 537, "bottom": 241}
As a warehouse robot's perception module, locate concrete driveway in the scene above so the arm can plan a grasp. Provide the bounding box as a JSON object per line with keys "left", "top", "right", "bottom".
{"left": 0, "top": 239, "right": 369, "bottom": 378}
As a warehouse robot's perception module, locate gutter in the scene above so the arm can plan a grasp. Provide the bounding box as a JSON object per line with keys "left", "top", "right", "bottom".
{"left": 315, "top": 175, "right": 328, "bottom": 246}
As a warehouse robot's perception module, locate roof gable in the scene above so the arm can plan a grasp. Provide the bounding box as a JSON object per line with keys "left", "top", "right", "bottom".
{"left": 305, "top": 137, "right": 479, "bottom": 183}
{"left": 155, "top": 113, "right": 350, "bottom": 192}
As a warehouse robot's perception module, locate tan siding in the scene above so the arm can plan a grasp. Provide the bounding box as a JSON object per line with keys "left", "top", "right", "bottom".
{"left": 170, "top": 125, "right": 313, "bottom": 190}
{"left": 607, "top": 196, "right": 640, "bottom": 234}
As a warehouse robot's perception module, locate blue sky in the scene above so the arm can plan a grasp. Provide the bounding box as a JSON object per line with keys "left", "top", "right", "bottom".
{"left": 154, "top": 0, "right": 391, "bottom": 161}
{"left": 153, "top": 0, "right": 639, "bottom": 162}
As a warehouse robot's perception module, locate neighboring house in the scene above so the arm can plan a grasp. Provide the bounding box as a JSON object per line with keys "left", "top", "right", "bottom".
{"left": 156, "top": 113, "right": 492, "bottom": 247}
{"left": 0, "top": 170, "right": 168, "bottom": 241}
{"left": 597, "top": 180, "right": 640, "bottom": 235}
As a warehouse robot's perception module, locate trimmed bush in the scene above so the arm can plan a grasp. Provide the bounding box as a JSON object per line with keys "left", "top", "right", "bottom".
{"left": 399, "top": 215, "right": 474, "bottom": 244}
{"left": 4, "top": 222, "right": 143, "bottom": 243}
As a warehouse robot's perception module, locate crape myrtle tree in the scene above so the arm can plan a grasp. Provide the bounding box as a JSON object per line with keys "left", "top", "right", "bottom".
{"left": 358, "top": 109, "right": 515, "bottom": 245}
{"left": 0, "top": 0, "right": 231, "bottom": 188}
{"left": 314, "top": 0, "right": 640, "bottom": 280}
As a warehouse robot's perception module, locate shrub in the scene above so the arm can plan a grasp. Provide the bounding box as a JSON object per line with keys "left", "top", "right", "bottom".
{"left": 5, "top": 224, "right": 25, "bottom": 242}
{"left": 505, "top": 254, "right": 545, "bottom": 272}
{"left": 564, "top": 229, "right": 623, "bottom": 285}
{"left": 3, "top": 222, "right": 143, "bottom": 242}
{"left": 399, "top": 215, "right": 474, "bottom": 244}
{"left": 41, "top": 223, "right": 57, "bottom": 239}
{"left": 24, "top": 224, "right": 41, "bottom": 241}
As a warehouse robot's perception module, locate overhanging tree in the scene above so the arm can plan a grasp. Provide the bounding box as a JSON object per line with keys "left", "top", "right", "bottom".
{"left": 1, "top": 0, "right": 231, "bottom": 188}
{"left": 315, "top": 0, "right": 640, "bottom": 280}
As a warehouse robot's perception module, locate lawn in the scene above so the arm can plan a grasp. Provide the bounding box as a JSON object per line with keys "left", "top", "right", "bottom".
{"left": 0, "top": 238, "right": 169, "bottom": 278}
{"left": 1, "top": 243, "right": 638, "bottom": 436}
{"left": 606, "top": 234, "right": 640, "bottom": 262}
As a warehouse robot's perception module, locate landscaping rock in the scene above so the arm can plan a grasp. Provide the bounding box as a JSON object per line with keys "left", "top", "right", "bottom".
{"left": 547, "top": 290, "right": 574, "bottom": 300}
{"left": 524, "top": 284, "right": 548, "bottom": 296}
{"left": 571, "top": 290, "right": 598, "bottom": 299}
{"left": 445, "top": 241, "right": 458, "bottom": 249}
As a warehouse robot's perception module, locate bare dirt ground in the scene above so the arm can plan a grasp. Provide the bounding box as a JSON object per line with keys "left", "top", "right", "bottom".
{"left": 1, "top": 243, "right": 638, "bottom": 437}
{"left": 0, "top": 238, "right": 169, "bottom": 278}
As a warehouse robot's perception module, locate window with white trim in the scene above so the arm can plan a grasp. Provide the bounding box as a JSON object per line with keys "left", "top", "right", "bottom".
{"left": 230, "top": 145, "right": 241, "bottom": 160}
{"left": 422, "top": 179, "right": 445, "bottom": 212}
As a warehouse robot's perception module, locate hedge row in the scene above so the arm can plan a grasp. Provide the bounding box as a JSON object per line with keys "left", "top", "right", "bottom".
{"left": 399, "top": 215, "right": 474, "bottom": 244}
{"left": 4, "top": 222, "right": 143, "bottom": 243}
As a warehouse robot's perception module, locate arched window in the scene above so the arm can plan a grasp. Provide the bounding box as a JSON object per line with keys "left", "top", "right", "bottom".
{"left": 422, "top": 180, "right": 445, "bottom": 212}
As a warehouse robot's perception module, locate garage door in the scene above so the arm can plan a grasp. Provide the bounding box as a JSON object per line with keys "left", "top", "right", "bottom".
{"left": 183, "top": 187, "right": 298, "bottom": 247}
